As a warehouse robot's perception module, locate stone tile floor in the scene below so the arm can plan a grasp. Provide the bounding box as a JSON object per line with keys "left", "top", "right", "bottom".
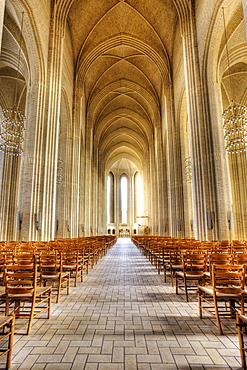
{"left": 5, "top": 238, "right": 244, "bottom": 369}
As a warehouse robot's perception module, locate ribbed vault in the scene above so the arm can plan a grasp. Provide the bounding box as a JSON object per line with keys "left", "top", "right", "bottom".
{"left": 67, "top": 0, "right": 178, "bottom": 173}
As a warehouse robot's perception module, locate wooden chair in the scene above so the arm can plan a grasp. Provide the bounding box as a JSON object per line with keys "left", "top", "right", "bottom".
{"left": 62, "top": 249, "right": 83, "bottom": 287}
{"left": 88, "top": 239, "right": 99, "bottom": 268}
{"left": 15, "top": 242, "right": 34, "bottom": 255}
{"left": 32, "top": 241, "right": 50, "bottom": 255}
{"left": 216, "top": 240, "right": 231, "bottom": 253}
{"left": 5, "top": 261, "right": 52, "bottom": 335}
{"left": 198, "top": 264, "right": 246, "bottom": 334}
{"left": 83, "top": 244, "right": 94, "bottom": 274}
{"left": 164, "top": 249, "right": 184, "bottom": 286}
{"left": 236, "top": 313, "right": 247, "bottom": 369}
{"left": 203, "top": 253, "right": 233, "bottom": 285}
{"left": 175, "top": 253, "right": 206, "bottom": 301}
{"left": 0, "top": 315, "right": 15, "bottom": 369}
{"left": 13, "top": 253, "right": 35, "bottom": 267}
{"left": 155, "top": 242, "right": 166, "bottom": 274}
{"left": 39, "top": 252, "right": 70, "bottom": 303}
{"left": 160, "top": 246, "right": 171, "bottom": 280}
{"left": 1, "top": 249, "right": 14, "bottom": 266}
{"left": 234, "top": 253, "right": 247, "bottom": 266}
{"left": 232, "top": 241, "right": 246, "bottom": 254}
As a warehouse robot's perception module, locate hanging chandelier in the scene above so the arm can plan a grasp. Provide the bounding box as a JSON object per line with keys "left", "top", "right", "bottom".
{"left": 0, "top": 13, "right": 25, "bottom": 156}
{"left": 0, "top": 108, "right": 26, "bottom": 156}
{"left": 221, "top": 7, "right": 247, "bottom": 155}
{"left": 222, "top": 101, "right": 247, "bottom": 154}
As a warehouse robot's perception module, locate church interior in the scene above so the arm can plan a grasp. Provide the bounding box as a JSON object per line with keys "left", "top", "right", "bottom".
{"left": 0, "top": 0, "right": 246, "bottom": 243}
{"left": 0, "top": 0, "right": 247, "bottom": 368}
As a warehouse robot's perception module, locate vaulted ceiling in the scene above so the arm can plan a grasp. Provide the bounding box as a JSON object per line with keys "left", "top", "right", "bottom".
{"left": 68, "top": 0, "right": 179, "bottom": 174}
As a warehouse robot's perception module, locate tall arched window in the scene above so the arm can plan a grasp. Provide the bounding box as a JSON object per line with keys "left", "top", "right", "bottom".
{"left": 134, "top": 172, "right": 143, "bottom": 219}
{"left": 121, "top": 176, "right": 128, "bottom": 224}
{"left": 107, "top": 176, "right": 110, "bottom": 224}
{"left": 107, "top": 172, "right": 114, "bottom": 223}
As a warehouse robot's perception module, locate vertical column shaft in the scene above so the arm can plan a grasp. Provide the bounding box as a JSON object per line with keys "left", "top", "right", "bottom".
{"left": 41, "top": 6, "right": 64, "bottom": 240}
{"left": 242, "top": 0, "right": 247, "bottom": 40}
{"left": 0, "top": 0, "right": 5, "bottom": 53}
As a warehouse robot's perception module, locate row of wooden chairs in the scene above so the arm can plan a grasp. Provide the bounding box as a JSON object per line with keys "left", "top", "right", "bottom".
{"left": 0, "top": 235, "right": 116, "bottom": 283}
{"left": 0, "top": 235, "right": 117, "bottom": 369}
{"left": 0, "top": 235, "right": 117, "bottom": 308}
{"left": 132, "top": 235, "right": 247, "bottom": 367}
{"left": 132, "top": 236, "right": 247, "bottom": 262}
{"left": 132, "top": 236, "right": 247, "bottom": 284}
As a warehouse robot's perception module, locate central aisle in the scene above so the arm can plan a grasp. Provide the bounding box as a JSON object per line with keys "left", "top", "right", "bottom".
{"left": 11, "top": 238, "right": 241, "bottom": 369}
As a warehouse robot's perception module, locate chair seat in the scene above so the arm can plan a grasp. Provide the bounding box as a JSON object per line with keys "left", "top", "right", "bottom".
{"left": 176, "top": 271, "right": 204, "bottom": 279}
{"left": 8, "top": 286, "right": 51, "bottom": 299}
{"left": 8, "top": 293, "right": 33, "bottom": 298}
{"left": 63, "top": 264, "right": 77, "bottom": 269}
{"left": 0, "top": 316, "right": 13, "bottom": 327}
{"left": 36, "top": 286, "right": 52, "bottom": 295}
{"left": 198, "top": 285, "right": 243, "bottom": 299}
{"left": 238, "top": 314, "right": 247, "bottom": 324}
{"left": 42, "top": 272, "right": 69, "bottom": 279}
{"left": 171, "top": 264, "right": 183, "bottom": 269}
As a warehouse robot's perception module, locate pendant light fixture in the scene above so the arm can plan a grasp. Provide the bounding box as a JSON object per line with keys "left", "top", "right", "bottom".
{"left": 222, "top": 7, "right": 247, "bottom": 154}
{"left": 0, "top": 12, "right": 26, "bottom": 156}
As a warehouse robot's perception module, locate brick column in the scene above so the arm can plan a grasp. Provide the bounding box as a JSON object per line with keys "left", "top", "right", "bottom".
{"left": 39, "top": 4, "right": 64, "bottom": 240}
{"left": 179, "top": 2, "right": 219, "bottom": 240}
{"left": 243, "top": 0, "right": 247, "bottom": 41}
{"left": 0, "top": 0, "right": 5, "bottom": 53}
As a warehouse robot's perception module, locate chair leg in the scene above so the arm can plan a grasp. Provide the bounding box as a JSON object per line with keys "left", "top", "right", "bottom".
{"left": 198, "top": 289, "right": 202, "bottom": 319}
{"left": 48, "top": 289, "right": 52, "bottom": 318}
{"left": 184, "top": 279, "right": 189, "bottom": 302}
{"left": 67, "top": 275, "right": 70, "bottom": 295}
{"left": 213, "top": 298, "right": 223, "bottom": 335}
{"left": 175, "top": 274, "right": 178, "bottom": 295}
{"left": 57, "top": 279, "right": 61, "bottom": 303}
{"left": 6, "top": 316, "right": 15, "bottom": 370}
{"left": 170, "top": 268, "right": 174, "bottom": 286}
{"left": 26, "top": 297, "right": 36, "bottom": 335}
{"left": 236, "top": 315, "right": 246, "bottom": 369}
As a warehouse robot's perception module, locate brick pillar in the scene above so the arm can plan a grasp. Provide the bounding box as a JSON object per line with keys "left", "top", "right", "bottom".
{"left": 243, "top": 0, "right": 247, "bottom": 41}
{"left": 0, "top": 0, "right": 5, "bottom": 53}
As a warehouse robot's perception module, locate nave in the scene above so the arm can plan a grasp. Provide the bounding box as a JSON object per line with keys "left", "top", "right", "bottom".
{"left": 6, "top": 238, "right": 242, "bottom": 370}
